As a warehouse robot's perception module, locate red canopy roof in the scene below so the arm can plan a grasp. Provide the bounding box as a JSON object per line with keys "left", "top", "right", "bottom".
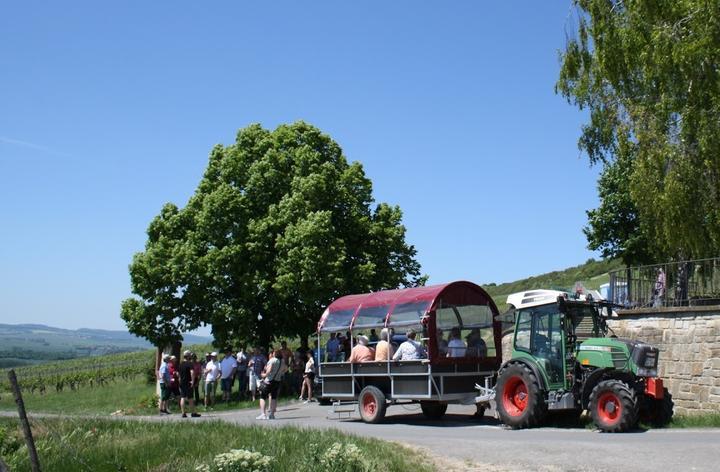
{"left": 317, "top": 281, "right": 496, "bottom": 332}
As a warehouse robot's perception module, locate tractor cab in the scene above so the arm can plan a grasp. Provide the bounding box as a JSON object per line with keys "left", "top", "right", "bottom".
{"left": 497, "top": 289, "right": 673, "bottom": 432}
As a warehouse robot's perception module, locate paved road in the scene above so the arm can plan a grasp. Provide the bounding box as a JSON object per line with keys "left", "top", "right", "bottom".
{"left": 192, "top": 402, "right": 719, "bottom": 472}
{"left": 6, "top": 403, "right": 719, "bottom": 471}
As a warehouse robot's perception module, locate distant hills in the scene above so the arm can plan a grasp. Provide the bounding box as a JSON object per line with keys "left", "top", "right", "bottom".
{"left": 0, "top": 323, "right": 211, "bottom": 368}
{"left": 483, "top": 258, "right": 624, "bottom": 310}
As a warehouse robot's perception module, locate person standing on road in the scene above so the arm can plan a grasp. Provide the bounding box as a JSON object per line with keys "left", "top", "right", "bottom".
{"left": 158, "top": 354, "right": 172, "bottom": 414}
{"left": 191, "top": 353, "right": 202, "bottom": 404}
{"left": 220, "top": 348, "right": 238, "bottom": 402}
{"left": 257, "top": 348, "right": 283, "bottom": 420}
{"left": 204, "top": 352, "right": 220, "bottom": 409}
{"left": 178, "top": 350, "right": 201, "bottom": 418}
{"left": 300, "top": 350, "right": 315, "bottom": 403}
{"left": 248, "top": 347, "right": 267, "bottom": 402}
{"left": 236, "top": 346, "right": 248, "bottom": 400}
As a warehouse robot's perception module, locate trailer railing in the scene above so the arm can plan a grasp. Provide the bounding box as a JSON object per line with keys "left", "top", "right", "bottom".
{"left": 608, "top": 257, "right": 720, "bottom": 309}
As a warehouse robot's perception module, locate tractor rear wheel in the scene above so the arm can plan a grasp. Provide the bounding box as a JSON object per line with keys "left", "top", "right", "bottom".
{"left": 589, "top": 379, "right": 638, "bottom": 432}
{"left": 358, "top": 386, "right": 387, "bottom": 423}
{"left": 420, "top": 401, "right": 447, "bottom": 420}
{"left": 640, "top": 388, "right": 674, "bottom": 427}
{"left": 496, "top": 363, "right": 546, "bottom": 429}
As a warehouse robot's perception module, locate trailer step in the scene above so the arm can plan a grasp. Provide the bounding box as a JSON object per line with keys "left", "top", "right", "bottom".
{"left": 327, "top": 401, "right": 358, "bottom": 420}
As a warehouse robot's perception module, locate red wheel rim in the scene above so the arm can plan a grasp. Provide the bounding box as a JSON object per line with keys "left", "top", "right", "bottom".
{"left": 362, "top": 393, "right": 377, "bottom": 417}
{"left": 597, "top": 391, "right": 622, "bottom": 424}
{"left": 502, "top": 375, "right": 528, "bottom": 417}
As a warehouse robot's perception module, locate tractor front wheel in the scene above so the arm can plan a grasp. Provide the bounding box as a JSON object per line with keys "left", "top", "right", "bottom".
{"left": 589, "top": 379, "right": 638, "bottom": 432}
{"left": 496, "top": 363, "right": 546, "bottom": 429}
{"left": 358, "top": 386, "right": 387, "bottom": 424}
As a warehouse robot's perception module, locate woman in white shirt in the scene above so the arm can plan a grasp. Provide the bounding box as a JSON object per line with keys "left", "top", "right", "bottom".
{"left": 300, "top": 350, "right": 316, "bottom": 403}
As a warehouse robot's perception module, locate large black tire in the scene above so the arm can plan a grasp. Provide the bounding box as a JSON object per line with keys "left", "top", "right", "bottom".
{"left": 640, "top": 388, "right": 674, "bottom": 427}
{"left": 420, "top": 401, "right": 447, "bottom": 420}
{"left": 589, "top": 379, "right": 639, "bottom": 432}
{"left": 495, "top": 362, "right": 547, "bottom": 429}
{"left": 358, "top": 386, "right": 387, "bottom": 423}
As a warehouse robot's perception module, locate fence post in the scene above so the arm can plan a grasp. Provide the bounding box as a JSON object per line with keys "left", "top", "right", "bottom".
{"left": 7, "top": 370, "right": 41, "bottom": 472}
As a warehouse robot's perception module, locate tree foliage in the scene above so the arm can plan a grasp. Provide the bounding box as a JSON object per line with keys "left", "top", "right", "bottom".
{"left": 121, "top": 122, "right": 424, "bottom": 347}
{"left": 557, "top": 0, "right": 720, "bottom": 263}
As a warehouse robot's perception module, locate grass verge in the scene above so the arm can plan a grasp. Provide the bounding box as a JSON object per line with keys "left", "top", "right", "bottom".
{"left": 0, "top": 417, "right": 435, "bottom": 472}
{"left": 663, "top": 413, "right": 720, "bottom": 428}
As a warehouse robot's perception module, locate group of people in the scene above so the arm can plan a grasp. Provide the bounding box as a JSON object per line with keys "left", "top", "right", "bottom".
{"left": 156, "top": 341, "right": 318, "bottom": 420}
{"left": 327, "top": 326, "right": 488, "bottom": 364}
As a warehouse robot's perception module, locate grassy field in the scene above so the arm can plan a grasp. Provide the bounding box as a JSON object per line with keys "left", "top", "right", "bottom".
{"left": 0, "top": 376, "right": 157, "bottom": 415}
{"left": 0, "top": 374, "right": 296, "bottom": 417}
{"left": 0, "top": 417, "right": 435, "bottom": 472}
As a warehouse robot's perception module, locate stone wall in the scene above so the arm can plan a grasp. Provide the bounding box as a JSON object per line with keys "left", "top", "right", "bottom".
{"left": 608, "top": 306, "right": 720, "bottom": 415}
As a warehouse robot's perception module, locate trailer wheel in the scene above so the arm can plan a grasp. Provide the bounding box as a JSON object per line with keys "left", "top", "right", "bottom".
{"left": 420, "top": 401, "right": 447, "bottom": 420}
{"left": 496, "top": 363, "right": 546, "bottom": 429}
{"left": 589, "top": 379, "right": 638, "bottom": 432}
{"left": 640, "top": 388, "right": 673, "bottom": 427}
{"left": 358, "top": 386, "right": 387, "bottom": 423}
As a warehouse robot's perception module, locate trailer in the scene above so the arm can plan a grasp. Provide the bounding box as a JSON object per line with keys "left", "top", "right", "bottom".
{"left": 316, "top": 281, "right": 502, "bottom": 422}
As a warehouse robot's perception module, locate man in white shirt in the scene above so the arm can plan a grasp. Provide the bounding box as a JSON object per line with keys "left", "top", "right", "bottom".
{"left": 220, "top": 348, "right": 238, "bottom": 402}
{"left": 392, "top": 329, "right": 426, "bottom": 361}
{"left": 447, "top": 327, "right": 466, "bottom": 357}
{"left": 204, "top": 352, "right": 220, "bottom": 409}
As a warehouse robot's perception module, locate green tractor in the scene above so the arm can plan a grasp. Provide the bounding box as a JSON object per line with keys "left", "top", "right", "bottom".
{"left": 496, "top": 290, "right": 673, "bottom": 432}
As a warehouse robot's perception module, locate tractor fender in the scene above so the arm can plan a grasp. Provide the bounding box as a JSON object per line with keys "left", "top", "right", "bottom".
{"left": 499, "top": 358, "right": 548, "bottom": 392}
{"left": 580, "top": 368, "right": 612, "bottom": 409}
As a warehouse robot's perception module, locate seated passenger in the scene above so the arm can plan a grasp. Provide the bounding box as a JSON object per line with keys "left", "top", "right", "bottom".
{"left": 466, "top": 328, "right": 487, "bottom": 357}
{"left": 374, "top": 328, "right": 394, "bottom": 361}
{"left": 447, "top": 327, "right": 466, "bottom": 357}
{"left": 392, "top": 329, "right": 426, "bottom": 361}
{"left": 348, "top": 335, "right": 375, "bottom": 363}
{"left": 437, "top": 328, "right": 448, "bottom": 356}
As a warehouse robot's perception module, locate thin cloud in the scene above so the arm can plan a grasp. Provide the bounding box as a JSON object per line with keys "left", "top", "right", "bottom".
{"left": 0, "top": 136, "right": 73, "bottom": 157}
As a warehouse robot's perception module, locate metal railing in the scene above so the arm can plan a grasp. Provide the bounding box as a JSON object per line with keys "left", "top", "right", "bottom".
{"left": 608, "top": 257, "right": 720, "bottom": 309}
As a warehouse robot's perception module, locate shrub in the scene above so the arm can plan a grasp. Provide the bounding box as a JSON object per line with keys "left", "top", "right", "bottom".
{"left": 319, "top": 442, "right": 369, "bottom": 472}
{"left": 196, "top": 449, "right": 274, "bottom": 472}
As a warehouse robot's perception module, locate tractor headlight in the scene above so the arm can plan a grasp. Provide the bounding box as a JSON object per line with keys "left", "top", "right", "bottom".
{"left": 637, "top": 367, "right": 657, "bottom": 377}
{"left": 644, "top": 357, "right": 657, "bottom": 367}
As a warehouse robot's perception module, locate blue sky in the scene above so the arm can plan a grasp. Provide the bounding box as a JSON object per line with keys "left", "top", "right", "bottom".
{"left": 0, "top": 1, "right": 599, "bottom": 331}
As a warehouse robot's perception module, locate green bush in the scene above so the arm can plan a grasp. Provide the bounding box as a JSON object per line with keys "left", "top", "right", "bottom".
{"left": 196, "top": 449, "right": 274, "bottom": 472}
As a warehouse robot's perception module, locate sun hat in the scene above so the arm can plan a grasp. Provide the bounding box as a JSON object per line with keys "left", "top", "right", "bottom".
{"left": 210, "top": 351, "right": 218, "bottom": 357}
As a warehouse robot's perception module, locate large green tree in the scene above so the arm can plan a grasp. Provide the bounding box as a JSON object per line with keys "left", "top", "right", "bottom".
{"left": 557, "top": 0, "right": 720, "bottom": 263}
{"left": 122, "top": 122, "right": 424, "bottom": 348}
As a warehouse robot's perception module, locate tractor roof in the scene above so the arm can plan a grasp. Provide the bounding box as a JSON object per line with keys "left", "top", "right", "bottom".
{"left": 506, "top": 290, "right": 567, "bottom": 309}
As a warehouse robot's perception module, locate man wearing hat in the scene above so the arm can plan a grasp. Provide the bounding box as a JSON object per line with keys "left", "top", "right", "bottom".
{"left": 158, "top": 354, "right": 172, "bottom": 414}
{"left": 178, "top": 350, "right": 201, "bottom": 418}
{"left": 348, "top": 335, "right": 375, "bottom": 363}
{"left": 392, "top": 329, "right": 427, "bottom": 361}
